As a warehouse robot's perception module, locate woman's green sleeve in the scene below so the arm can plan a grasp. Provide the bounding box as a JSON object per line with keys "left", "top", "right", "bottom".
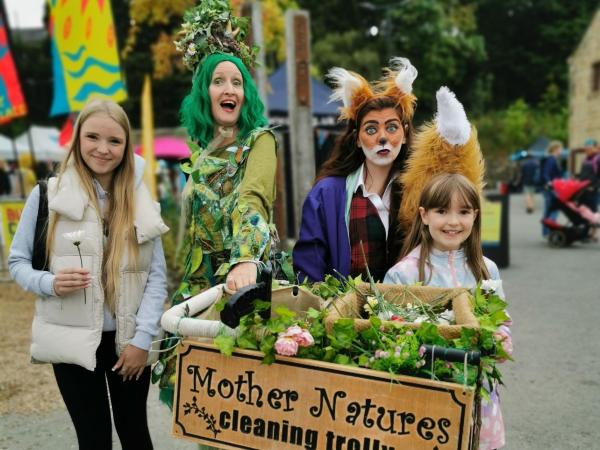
{"left": 228, "top": 132, "right": 277, "bottom": 267}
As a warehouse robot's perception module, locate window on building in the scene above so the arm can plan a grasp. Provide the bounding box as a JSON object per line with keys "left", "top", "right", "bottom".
{"left": 593, "top": 62, "right": 600, "bottom": 92}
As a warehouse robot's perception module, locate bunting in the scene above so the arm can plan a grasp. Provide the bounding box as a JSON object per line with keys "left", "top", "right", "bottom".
{"left": 0, "top": 17, "right": 27, "bottom": 124}
{"left": 48, "top": 0, "right": 127, "bottom": 116}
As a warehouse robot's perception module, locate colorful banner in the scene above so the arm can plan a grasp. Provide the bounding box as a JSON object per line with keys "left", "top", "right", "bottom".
{"left": 0, "top": 201, "right": 25, "bottom": 251}
{"left": 481, "top": 197, "right": 502, "bottom": 246}
{"left": 48, "top": 0, "right": 127, "bottom": 115}
{"left": 0, "top": 17, "right": 28, "bottom": 124}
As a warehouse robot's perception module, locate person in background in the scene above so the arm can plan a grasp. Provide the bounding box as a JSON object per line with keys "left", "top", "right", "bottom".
{"left": 578, "top": 138, "right": 599, "bottom": 240}
{"left": 541, "top": 140, "right": 563, "bottom": 237}
{"left": 8, "top": 98, "right": 169, "bottom": 450}
{"left": 385, "top": 173, "right": 512, "bottom": 450}
{"left": 11, "top": 154, "right": 37, "bottom": 197}
{"left": 519, "top": 152, "right": 540, "bottom": 213}
{"left": 0, "top": 160, "right": 11, "bottom": 196}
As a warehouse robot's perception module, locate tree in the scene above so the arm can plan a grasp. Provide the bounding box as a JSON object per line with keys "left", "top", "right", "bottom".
{"left": 119, "top": 0, "right": 296, "bottom": 127}
{"left": 475, "top": 0, "right": 600, "bottom": 109}
{"left": 385, "top": 0, "right": 487, "bottom": 120}
{"left": 300, "top": 0, "right": 487, "bottom": 121}
{"left": 312, "top": 30, "right": 382, "bottom": 80}
{"left": 232, "top": 0, "right": 299, "bottom": 71}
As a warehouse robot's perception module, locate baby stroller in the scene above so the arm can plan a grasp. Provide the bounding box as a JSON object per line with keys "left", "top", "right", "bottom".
{"left": 542, "top": 179, "right": 599, "bottom": 247}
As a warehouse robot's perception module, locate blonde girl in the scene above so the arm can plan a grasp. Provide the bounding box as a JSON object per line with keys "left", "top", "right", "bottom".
{"left": 9, "top": 98, "right": 169, "bottom": 450}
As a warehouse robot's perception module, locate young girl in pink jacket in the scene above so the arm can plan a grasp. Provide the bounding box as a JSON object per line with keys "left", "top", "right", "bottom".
{"left": 385, "top": 173, "right": 513, "bottom": 450}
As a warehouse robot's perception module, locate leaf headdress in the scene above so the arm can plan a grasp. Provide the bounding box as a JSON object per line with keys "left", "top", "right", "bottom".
{"left": 175, "top": 0, "right": 258, "bottom": 72}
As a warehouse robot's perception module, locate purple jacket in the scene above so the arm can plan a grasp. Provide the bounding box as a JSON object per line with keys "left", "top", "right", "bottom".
{"left": 293, "top": 177, "right": 350, "bottom": 282}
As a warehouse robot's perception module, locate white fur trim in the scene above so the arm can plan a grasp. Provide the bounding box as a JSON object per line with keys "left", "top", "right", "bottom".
{"left": 389, "top": 57, "right": 418, "bottom": 94}
{"left": 435, "top": 86, "right": 471, "bottom": 145}
{"left": 326, "top": 67, "right": 365, "bottom": 108}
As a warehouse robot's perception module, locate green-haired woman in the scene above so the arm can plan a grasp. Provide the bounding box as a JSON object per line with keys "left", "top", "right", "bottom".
{"left": 157, "top": 50, "right": 277, "bottom": 403}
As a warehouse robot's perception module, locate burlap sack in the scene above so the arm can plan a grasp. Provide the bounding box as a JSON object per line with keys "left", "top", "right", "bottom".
{"left": 323, "top": 282, "right": 479, "bottom": 339}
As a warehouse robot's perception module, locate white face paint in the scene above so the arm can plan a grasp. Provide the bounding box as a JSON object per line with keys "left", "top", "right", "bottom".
{"left": 358, "top": 108, "right": 405, "bottom": 168}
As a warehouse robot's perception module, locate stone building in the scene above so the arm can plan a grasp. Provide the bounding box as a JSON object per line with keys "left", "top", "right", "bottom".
{"left": 568, "top": 8, "right": 600, "bottom": 149}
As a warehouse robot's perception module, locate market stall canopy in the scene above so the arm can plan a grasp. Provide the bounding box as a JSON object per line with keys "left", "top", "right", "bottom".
{"left": 14, "top": 126, "right": 66, "bottom": 162}
{"left": 1, "top": 127, "right": 66, "bottom": 162}
{"left": 134, "top": 136, "right": 190, "bottom": 159}
{"left": 0, "top": 134, "right": 14, "bottom": 161}
{"left": 267, "top": 64, "right": 341, "bottom": 117}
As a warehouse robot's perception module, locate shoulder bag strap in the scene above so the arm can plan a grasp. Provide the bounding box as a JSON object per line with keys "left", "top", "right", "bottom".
{"left": 32, "top": 180, "right": 49, "bottom": 271}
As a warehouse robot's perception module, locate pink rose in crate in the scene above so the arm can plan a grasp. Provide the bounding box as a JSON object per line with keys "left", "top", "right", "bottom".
{"left": 274, "top": 336, "right": 298, "bottom": 356}
{"left": 283, "top": 325, "right": 315, "bottom": 347}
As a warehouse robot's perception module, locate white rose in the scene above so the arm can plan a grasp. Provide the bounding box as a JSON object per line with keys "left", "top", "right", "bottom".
{"left": 480, "top": 279, "right": 502, "bottom": 293}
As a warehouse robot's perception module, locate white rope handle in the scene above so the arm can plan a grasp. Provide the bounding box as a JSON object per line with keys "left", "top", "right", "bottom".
{"left": 160, "top": 284, "right": 238, "bottom": 338}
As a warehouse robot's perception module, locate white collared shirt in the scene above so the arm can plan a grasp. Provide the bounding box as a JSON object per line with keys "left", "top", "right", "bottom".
{"left": 350, "top": 164, "right": 395, "bottom": 236}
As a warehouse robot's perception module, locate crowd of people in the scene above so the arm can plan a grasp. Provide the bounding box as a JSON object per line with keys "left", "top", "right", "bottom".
{"left": 4, "top": 3, "right": 520, "bottom": 450}
{"left": 0, "top": 156, "right": 54, "bottom": 198}
{"left": 511, "top": 138, "right": 600, "bottom": 241}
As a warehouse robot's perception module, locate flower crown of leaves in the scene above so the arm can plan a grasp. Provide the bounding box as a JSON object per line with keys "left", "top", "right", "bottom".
{"left": 174, "top": 0, "right": 258, "bottom": 72}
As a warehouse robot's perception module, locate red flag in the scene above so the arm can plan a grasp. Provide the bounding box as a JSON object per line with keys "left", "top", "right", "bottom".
{"left": 59, "top": 115, "right": 74, "bottom": 147}
{"left": 0, "top": 16, "right": 28, "bottom": 124}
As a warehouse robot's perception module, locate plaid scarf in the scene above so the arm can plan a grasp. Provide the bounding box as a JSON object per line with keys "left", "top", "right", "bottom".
{"left": 349, "top": 188, "right": 388, "bottom": 282}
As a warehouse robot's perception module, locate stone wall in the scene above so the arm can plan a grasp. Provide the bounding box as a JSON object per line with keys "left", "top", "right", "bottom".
{"left": 568, "top": 10, "right": 600, "bottom": 149}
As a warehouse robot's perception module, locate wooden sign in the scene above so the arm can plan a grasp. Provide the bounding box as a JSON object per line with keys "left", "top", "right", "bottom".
{"left": 173, "top": 342, "right": 475, "bottom": 450}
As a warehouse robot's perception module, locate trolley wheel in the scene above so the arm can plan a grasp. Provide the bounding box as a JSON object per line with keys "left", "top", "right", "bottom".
{"left": 548, "top": 230, "right": 568, "bottom": 247}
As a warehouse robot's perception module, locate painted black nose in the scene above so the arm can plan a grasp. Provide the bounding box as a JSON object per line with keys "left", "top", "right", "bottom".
{"left": 379, "top": 137, "right": 387, "bottom": 145}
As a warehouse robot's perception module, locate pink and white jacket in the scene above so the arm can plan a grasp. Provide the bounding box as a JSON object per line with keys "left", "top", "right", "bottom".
{"left": 384, "top": 245, "right": 512, "bottom": 450}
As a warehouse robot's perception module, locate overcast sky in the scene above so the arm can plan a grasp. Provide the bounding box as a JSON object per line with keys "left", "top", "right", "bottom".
{"left": 3, "top": 0, "right": 45, "bottom": 29}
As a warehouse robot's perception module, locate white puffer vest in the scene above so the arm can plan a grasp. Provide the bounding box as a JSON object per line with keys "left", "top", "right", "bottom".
{"left": 30, "top": 164, "right": 169, "bottom": 371}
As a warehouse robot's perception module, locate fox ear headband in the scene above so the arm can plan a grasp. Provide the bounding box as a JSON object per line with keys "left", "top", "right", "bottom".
{"left": 327, "top": 57, "right": 418, "bottom": 125}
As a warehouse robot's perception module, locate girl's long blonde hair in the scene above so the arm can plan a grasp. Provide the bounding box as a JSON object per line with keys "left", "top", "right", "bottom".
{"left": 46, "top": 98, "right": 138, "bottom": 312}
{"left": 399, "top": 173, "right": 490, "bottom": 283}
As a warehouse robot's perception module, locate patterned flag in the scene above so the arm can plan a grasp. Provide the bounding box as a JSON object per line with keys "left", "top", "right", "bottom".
{"left": 48, "top": 0, "right": 127, "bottom": 116}
{"left": 0, "top": 16, "right": 27, "bottom": 124}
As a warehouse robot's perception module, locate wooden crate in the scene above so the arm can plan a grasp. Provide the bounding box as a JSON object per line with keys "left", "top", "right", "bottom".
{"left": 172, "top": 341, "right": 476, "bottom": 450}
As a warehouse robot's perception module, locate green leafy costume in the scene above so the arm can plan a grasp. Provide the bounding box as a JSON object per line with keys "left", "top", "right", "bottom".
{"left": 157, "top": 128, "right": 277, "bottom": 407}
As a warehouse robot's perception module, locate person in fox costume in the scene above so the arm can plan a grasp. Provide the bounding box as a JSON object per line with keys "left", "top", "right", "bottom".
{"left": 293, "top": 57, "right": 417, "bottom": 283}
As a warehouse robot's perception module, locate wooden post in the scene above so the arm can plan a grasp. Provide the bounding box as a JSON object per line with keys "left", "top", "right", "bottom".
{"left": 285, "top": 9, "right": 314, "bottom": 237}
{"left": 273, "top": 130, "right": 287, "bottom": 241}
{"left": 251, "top": 1, "right": 268, "bottom": 116}
{"left": 242, "top": 1, "right": 287, "bottom": 240}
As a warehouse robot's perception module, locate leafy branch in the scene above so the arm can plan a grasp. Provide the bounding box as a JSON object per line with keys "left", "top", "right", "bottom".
{"left": 182, "top": 396, "right": 222, "bottom": 438}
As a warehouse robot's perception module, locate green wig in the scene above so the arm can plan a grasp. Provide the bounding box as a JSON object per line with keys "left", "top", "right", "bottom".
{"left": 180, "top": 52, "right": 268, "bottom": 148}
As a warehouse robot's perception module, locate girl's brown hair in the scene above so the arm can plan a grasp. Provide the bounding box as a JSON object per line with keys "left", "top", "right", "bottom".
{"left": 399, "top": 173, "right": 490, "bottom": 283}
{"left": 46, "top": 98, "right": 138, "bottom": 312}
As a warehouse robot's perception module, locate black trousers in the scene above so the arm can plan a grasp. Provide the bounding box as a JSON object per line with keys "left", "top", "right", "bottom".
{"left": 52, "top": 331, "right": 153, "bottom": 450}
